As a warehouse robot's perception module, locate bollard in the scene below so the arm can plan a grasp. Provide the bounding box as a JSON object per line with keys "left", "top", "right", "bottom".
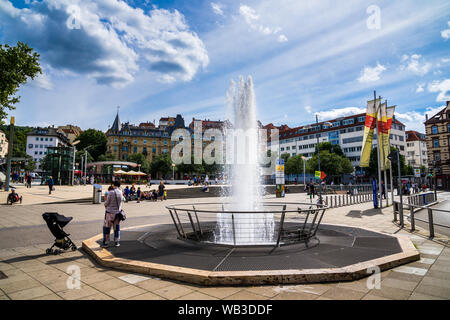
{"left": 410, "top": 206, "right": 415, "bottom": 232}
{"left": 330, "top": 196, "right": 333, "bottom": 208}
{"left": 393, "top": 202, "right": 398, "bottom": 222}
{"left": 339, "top": 195, "right": 341, "bottom": 207}
{"left": 427, "top": 208, "right": 435, "bottom": 239}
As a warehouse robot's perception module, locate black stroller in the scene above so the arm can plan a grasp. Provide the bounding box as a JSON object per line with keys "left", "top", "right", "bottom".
{"left": 42, "top": 212, "right": 77, "bottom": 254}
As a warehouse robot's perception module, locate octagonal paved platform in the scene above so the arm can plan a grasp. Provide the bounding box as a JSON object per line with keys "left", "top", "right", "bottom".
{"left": 82, "top": 223, "right": 420, "bottom": 285}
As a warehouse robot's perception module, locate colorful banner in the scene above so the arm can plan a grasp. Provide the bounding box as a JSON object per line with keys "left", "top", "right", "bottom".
{"left": 377, "top": 101, "right": 388, "bottom": 170}
{"left": 360, "top": 98, "right": 381, "bottom": 167}
{"left": 315, "top": 171, "right": 327, "bottom": 179}
{"left": 384, "top": 106, "right": 396, "bottom": 168}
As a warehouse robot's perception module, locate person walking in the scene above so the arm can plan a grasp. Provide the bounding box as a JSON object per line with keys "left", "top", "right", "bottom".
{"left": 47, "top": 176, "right": 54, "bottom": 195}
{"left": 26, "top": 174, "right": 32, "bottom": 188}
{"left": 102, "top": 181, "right": 123, "bottom": 247}
{"left": 158, "top": 180, "right": 165, "bottom": 201}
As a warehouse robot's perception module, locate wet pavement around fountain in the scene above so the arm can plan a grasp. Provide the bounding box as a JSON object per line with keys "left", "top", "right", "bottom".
{"left": 0, "top": 188, "right": 449, "bottom": 300}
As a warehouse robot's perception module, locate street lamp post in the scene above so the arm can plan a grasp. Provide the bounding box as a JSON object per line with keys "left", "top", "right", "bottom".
{"left": 172, "top": 163, "right": 175, "bottom": 181}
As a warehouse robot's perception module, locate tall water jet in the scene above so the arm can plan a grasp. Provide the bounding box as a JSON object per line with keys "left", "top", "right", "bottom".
{"left": 215, "top": 76, "right": 275, "bottom": 245}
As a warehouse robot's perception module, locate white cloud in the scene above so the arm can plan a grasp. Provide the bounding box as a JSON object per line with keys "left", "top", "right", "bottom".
{"left": 357, "top": 63, "right": 386, "bottom": 83}
{"left": 400, "top": 54, "right": 432, "bottom": 76}
{"left": 395, "top": 106, "right": 445, "bottom": 132}
{"left": 32, "top": 72, "right": 53, "bottom": 90}
{"left": 441, "top": 21, "right": 450, "bottom": 40}
{"left": 315, "top": 107, "right": 365, "bottom": 120}
{"left": 416, "top": 83, "right": 425, "bottom": 93}
{"left": 0, "top": 0, "right": 209, "bottom": 87}
{"left": 239, "top": 4, "right": 287, "bottom": 42}
{"left": 304, "top": 105, "right": 312, "bottom": 113}
{"left": 428, "top": 79, "right": 450, "bottom": 101}
{"left": 278, "top": 34, "right": 288, "bottom": 43}
{"left": 211, "top": 2, "right": 224, "bottom": 16}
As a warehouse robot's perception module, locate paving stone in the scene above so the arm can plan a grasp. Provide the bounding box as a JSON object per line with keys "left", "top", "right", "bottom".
{"left": 409, "top": 292, "right": 445, "bottom": 300}
{"left": 336, "top": 279, "right": 371, "bottom": 293}
{"left": 245, "top": 286, "right": 280, "bottom": 298}
{"left": 321, "top": 287, "right": 365, "bottom": 300}
{"left": 196, "top": 286, "right": 243, "bottom": 299}
{"left": 271, "top": 291, "right": 318, "bottom": 300}
{"left": 175, "top": 291, "right": 219, "bottom": 300}
{"left": 393, "top": 266, "right": 428, "bottom": 276}
{"left": 9, "top": 286, "right": 54, "bottom": 300}
{"left": 118, "top": 274, "right": 153, "bottom": 284}
{"left": 127, "top": 292, "right": 166, "bottom": 300}
{"left": 104, "top": 285, "right": 147, "bottom": 300}
{"left": 368, "top": 286, "right": 412, "bottom": 300}
{"left": 384, "top": 271, "right": 423, "bottom": 283}
{"left": 78, "top": 293, "right": 114, "bottom": 300}
{"left": 381, "top": 278, "right": 419, "bottom": 291}
{"left": 80, "top": 272, "right": 114, "bottom": 285}
{"left": 1, "top": 278, "right": 42, "bottom": 294}
{"left": 33, "top": 293, "right": 63, "bottom": 300}
{"left": 57, "top": 285, "right": 100, "bottom": 300}
{"left": 90, "top": 278, "right": 129, "bottom": 291}
{"left": 362, "top": 293, "right": 391, "bottom": 300}
{"left": 414, "top": 283, "right": 450, "bottom": 299}
{"left": 418, "top": 258, "right": 436, "bottom": 265}
{"left": 429, "top": 264, "right": 450, "bottom": 274}
{"left": 134, "top": 278, "right": 174, "bottom": 291}
{"left": 153, "top": 284, "right": 194, "bottom": 300}
{"left": 425, "top": 269, "right": 450, "bottom": 281}
{"left": 420, "top": 276, "right": 450, "bottom": 289}
{"left": 226, "top": 290, "right": 268, "bottom": 300}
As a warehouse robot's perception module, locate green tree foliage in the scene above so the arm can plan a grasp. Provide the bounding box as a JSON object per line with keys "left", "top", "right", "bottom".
{"left": 75, "top": 150, "right": 94, "bottom": 168}
{"left": 285, "top": 155, "right": 304, "bottom": 175}
{"left": 127, "top": 153, "right": 150, "bottom": 172}
{"left": 97, "top": 152, "right": 117, "bottom": 161}
{"left": 0, "top": 42, "right": 42, "bottom": 124}
{"left": 74, "top": 129, "right": 107, "bottom": 161}
{"left": 150, "top": 154, "right": 172, "bottom": 177}
{"left": 280, "top": 153, "right": 290, "bottom": 163}
{"left": 0, "top": 125, "right": 33, "bottom": 158}
{"left": 306, "top": 150, "right": 354, "bottom": 176}
{"left": 24, "top": 155, "right": 36, "bottom": 172}
{"left": 314, "top": 142, "right": 344, "bottom": 157}
{"left": 367, "top": 146, "right": 407, "bottom": 177}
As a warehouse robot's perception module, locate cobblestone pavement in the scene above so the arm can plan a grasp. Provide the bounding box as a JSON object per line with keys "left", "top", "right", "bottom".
{"left": 0, "top": 191, "right": 449, "bottom": 300}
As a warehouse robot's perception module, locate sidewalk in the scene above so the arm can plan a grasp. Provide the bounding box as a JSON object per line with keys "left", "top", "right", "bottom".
{"left": 0, "top": 193, "right": 449, "bottom": 300}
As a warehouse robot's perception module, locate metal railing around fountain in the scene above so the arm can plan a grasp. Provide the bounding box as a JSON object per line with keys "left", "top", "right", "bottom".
{"left": 166, "top": 202, "right": 328, "bottom": 247}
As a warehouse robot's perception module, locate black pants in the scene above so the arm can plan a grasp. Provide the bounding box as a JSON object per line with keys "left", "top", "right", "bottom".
{"left": 49, "top": 185, "right": 53, "bottom": 194}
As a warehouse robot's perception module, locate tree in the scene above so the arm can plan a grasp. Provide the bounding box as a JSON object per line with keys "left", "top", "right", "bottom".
{"left": 367, "top": 146, "right": 406, "bottom": 177}
{"left": 127, "top": 153, "right": 150, "bottom": 172}
{"left": 98, "top": 152, "right": 117, "bottom": 161}
{"left": 314, "top": 142, "right": 345, "bottom": 157}
{"left": 285, "top": 155, "right": 304, "bottom": 175}
{"left": 280, "top": 153, "right": 290, "bottom": 163}
{"left": 74, "top": 129, "right": 107, "bottom": 161}
{"left": 0, "top": 42, "right": 42, "bottom": 124}
{"left": 150, "top": 154, "right": 172, "bottom": 178}
{"left": 0, "top": 125, "right": 33, "bottom": 157}
{"left": 24, "top": 155, "right": 36, "bottom": 172}
{"left": 306, "top": 150, "right": 354, "bottom": 176}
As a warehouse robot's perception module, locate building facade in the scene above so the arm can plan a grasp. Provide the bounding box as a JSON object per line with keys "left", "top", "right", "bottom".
{"left": 26, "top": 127, "right": 72, "bottom": 172}
{"left": 424, "top": 101, "right": 450, "bottom": 189}
{"left": 270, "top": 113, "right": 406, "bottom": 171}
{"left": 106, "top": 113, "right": 188, "bottom": 162}
{"left": 405, "top": 131, "right": 428, "bottom": 170}
{"left": 57, "top": 125, "right": 82, "bottom": 144}
{"left": 0, "top": 130, "right": 8, "bottom": 158}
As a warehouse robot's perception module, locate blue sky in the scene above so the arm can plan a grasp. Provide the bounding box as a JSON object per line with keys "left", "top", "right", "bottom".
{"left": 0, "top": 0, "right": 449, "bottom": 132}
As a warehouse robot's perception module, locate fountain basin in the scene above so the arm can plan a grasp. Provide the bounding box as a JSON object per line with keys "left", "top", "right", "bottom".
{"left": 166, "top": 202, "right": 327, "bottom": 247}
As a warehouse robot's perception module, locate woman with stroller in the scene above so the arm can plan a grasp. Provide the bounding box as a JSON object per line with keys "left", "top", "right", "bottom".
{"left": 102, "top": 181, "right": 123, "bottom": 248}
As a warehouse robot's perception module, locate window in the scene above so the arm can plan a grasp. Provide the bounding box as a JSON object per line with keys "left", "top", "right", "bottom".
{"left": 114, "top": 146, "right": 117, "bottom": 152}
{"left": 143, "top": 147, "right": 147, "bottom": 153}
{"left": 433, "top": 138, "right": 439, "bottom": 147}
{"left": 133, "top": 146, "right": 137, "bottom": 153}
{"left": 34, "top": 151, "right": 38, "bottom": 155}
{"left": 347, "top": 127, "right": 355, "bottom": 133}
{"left": 280, "top": 147, "right": 285, "bottom": 151}
{"left": 114, "top": 138, "right": 118, "bottom": 143}
{"left": 434, "top": 151, "right": 441, "bottom": 161}
{"left": 35, "top": 145, "right": 38, "bottom": 148}
{"left": 134, "top": 140, "right": 137, "bottom": 144}
{"left": 164, "top": 140, "right": 168, "bottom": 145}
{"left": 40, "top": 145, "right": 43, "bottom": 148}
{"left": 45, "top": 138, "right": 48, "bottom": 141}
{"left": 143, "top": 140, "right": 146, "bottom": 144}
{"left": 343, "top": 136, "right": 363, "bottom": 144}
{"left": 448, "top": 124, "right": 450, "bottom": 132}
{"left": 432, "top": 126, "right": 438, "bottom": 134}
{"left": 357, "top": 116, "right": 365, "bottom": 122}
{"left": 163, "top": 149, "right": 167, "bottom": 153}
{"left": 36, "top": 137, "right": 39, "bottom": 141}
{"left": 50, "top": 138, "right": 53, "bottom": 141}
{"left": 28, "top": 144, "right": 33, "bottom": 149}
{"left": 152, "top": 148, "right": 156, "bottom": 153}
{"left": 40, "top": 138, "right": 43, "bottom": 141}
{"left": 343, "top": 119, "right": 354, "bottom": 125}
{"left": 332, "top": 121, "right": 340, "bottom": 127}
{"left": 398, "top": 136, "right": 404, "bottom": 141}
{"left": 153, "top": 140, "right": 156, "bottom": 145}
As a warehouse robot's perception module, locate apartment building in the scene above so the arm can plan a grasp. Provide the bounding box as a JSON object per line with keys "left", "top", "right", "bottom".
{"left": 0, "top": 129, "right": 8, "bottom": 158}
{"left": 270, "top": 113, "right": 406, "bottom": 171}
{"left": 405, "top": 131, "right": 428, "bottom": 169}
{"left": 424, "top": 101, "right": 450, "bottom": 189}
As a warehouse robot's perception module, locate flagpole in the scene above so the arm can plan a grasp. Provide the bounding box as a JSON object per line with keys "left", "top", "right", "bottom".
{"left": 382, "top": 99, "right": 388, "bottom": 206}
{"left": 375, "top": 91, "right": 383, "bottom": 209}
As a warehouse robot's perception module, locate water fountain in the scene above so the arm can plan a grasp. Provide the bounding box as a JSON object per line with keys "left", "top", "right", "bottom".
{"left": 83, "top": 76, "right": 419, "bottom": 286}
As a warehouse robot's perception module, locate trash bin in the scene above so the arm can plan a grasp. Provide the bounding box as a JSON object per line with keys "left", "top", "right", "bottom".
{"left": 93, "top": 184, "right": 102, "bottom": 204}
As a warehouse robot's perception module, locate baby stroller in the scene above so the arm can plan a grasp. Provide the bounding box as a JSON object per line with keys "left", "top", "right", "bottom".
{"left": 42, "top": 212, "right": 77, "bottom": 254}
